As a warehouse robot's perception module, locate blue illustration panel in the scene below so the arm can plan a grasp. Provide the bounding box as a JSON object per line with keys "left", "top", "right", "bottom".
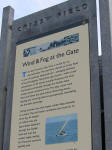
{"left": 45, "top": 113, "right": 78, "bottom": 144}
{"left": 23, "top": 33, "right": 79, "bottom": 57}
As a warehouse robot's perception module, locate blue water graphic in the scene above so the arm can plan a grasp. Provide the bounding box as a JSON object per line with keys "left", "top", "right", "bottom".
{"left": 45, "top": 119, "right": 78, "bottom": 144}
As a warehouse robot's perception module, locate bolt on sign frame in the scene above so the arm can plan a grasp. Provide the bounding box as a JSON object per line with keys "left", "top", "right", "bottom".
{"left": 0, "top": 0, "right": 102, "bottom": 150}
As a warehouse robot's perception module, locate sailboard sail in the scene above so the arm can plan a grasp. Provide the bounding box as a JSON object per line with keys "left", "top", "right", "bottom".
{"left": 56, "top": 120, "right": 69, "bottom": 136}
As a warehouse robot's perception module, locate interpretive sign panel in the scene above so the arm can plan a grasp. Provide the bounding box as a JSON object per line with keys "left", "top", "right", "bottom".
{"left": 10, "top": 22, "right": 92, "bottom": 150}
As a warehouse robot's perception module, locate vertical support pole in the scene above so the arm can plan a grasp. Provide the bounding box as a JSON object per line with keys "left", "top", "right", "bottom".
{"left": 0, "top": 6, "right": 14, "bottom": 150}
{"left": 99, "top": 0, "right": 112, "bottom": 150}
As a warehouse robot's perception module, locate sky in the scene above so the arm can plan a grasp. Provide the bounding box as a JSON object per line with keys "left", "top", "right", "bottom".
{"left": 0, "top": 0, "right": 101, "bottom": 55}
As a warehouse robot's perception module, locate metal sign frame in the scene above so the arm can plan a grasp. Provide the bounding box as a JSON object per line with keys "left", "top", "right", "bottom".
{"left": 0, "top": 0, "right": 102, "bottom": 150}
{"left": 99, "top": 0, "right": 112, "bottom": 150}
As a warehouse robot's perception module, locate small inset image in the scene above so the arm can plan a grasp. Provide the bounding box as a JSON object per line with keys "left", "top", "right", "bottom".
{"left": 45, "top": 113, "right": 78, "bottom": 144}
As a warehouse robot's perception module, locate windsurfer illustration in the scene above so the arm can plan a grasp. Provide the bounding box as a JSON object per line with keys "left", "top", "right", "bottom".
{"left": 56, "top": 120, "right": 69, "bottom": 136}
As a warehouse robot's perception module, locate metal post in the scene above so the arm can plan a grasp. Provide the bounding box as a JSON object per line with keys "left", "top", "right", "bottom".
{"left": 0, "top": 6, "right": 14, "bottom": 150}
{"left": 99, "top": 0, "right": 112, "bottom": 149}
